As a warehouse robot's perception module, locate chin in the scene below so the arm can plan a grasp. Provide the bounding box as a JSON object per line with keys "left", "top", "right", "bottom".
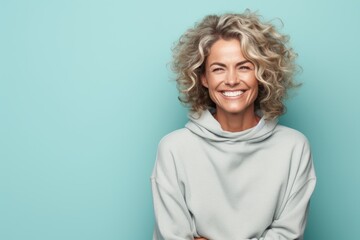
{"left": 224, "top": 105, "right": 247, "bottom": 112}
{"left": 217, "top": 104, "right": 254, "bottom": 116}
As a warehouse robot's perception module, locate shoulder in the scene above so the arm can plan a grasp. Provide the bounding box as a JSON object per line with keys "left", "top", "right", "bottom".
{"left": 157, "top": 128, "right": 194, "bottom": 152}
{"left": 270, "top": 124, "right": 312, "bottom": 157}
{"left": 153, "top": 128, "right": 195, "bottom": 178}
{"left": 273, "top": 124, "right": 310, "bottom": 147}
{"left": 272, "top": 125, "right": 315, "bottom": 178}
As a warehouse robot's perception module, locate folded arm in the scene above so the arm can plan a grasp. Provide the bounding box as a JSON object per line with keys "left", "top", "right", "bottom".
{"left": 248, "top": 139, "right": 316, "bottom": 240}
{"left": 151, "top": 140, "right": 198, "bottom": 240}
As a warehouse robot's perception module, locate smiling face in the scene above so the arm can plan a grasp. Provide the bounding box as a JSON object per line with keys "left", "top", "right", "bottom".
{"left": 201, "top": 38, "right": 259, "bottom": 121}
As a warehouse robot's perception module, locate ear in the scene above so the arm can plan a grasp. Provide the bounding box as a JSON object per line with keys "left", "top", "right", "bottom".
{"left": 201, "top": 74, "right": 209, "bottom": 88}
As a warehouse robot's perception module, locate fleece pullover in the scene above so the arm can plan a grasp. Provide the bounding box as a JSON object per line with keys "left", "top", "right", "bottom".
{"left": 151, "top": 110, "right": 316, "bottom": 240}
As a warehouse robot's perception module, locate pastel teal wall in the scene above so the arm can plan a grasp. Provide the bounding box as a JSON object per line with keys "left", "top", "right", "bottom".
{"left": 1, "top": 0, "right": 359, "bottom": 239}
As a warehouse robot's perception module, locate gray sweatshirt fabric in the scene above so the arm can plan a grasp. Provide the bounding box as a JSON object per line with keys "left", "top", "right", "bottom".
{"left": 151, "top": 110, "right": 316, "bottom": 240}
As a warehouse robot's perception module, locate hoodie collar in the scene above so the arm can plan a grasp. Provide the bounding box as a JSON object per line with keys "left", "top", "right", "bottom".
{"left": 185, "top": 110, "right": 277, "bottom": 142}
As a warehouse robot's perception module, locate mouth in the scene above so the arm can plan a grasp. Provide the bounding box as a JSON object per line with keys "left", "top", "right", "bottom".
{"left": 221, "top": 90, "right": 245, "bottom": 97}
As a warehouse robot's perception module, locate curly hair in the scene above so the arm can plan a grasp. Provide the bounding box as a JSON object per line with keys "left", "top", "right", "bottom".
{"left": 172, "top": 10, "right": 299, "bottom": 119}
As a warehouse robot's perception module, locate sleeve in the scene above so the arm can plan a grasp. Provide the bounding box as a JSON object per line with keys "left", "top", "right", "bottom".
{"left": 150, "top": 139, "right": 196, "bottom": 240}
{"left": 249, "top": 138, "right": 317, "bottom": 240}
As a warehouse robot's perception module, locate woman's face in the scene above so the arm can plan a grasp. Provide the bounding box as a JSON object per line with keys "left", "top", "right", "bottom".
{"left": 201, "top": 38, "right": 258, "bottom": 119}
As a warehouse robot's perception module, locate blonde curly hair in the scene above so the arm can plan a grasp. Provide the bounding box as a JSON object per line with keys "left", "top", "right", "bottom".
{"left": 172, "top": 10, "right": 299, "bottom": 119}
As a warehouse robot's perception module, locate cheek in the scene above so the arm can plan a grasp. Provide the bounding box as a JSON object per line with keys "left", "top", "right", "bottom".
{"left": 208, "top": 88, "right": 218, "bottom": 100}
{"left": 253, "top": 84, "right": 259, "bottom": 98}
{"left": 254, "top": 82, "right": 259, "bottom": 93}
{"left": 246, "top": 77, "right": 259, "bottom": 98}
{"left": 247, "top": 76, "right": 258, "bottom": 89}
{"left": 206, "top": 85, "right": 221, "bottom": 102}
{"left": 208, "top": 75, "right": 223, "bottom": 89}
{"left": 204, "top": 79, "right": 216, "bottom": 93}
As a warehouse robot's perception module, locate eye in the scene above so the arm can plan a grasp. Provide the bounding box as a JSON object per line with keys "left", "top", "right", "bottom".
{"left": 212, "top": 68, "right": 224, "bottom": 72}
{"left": 239, "top": 66, "right": 251, "bottom": 70}
{"left": 238, "top": 65, "right": 254, "bottom": 71}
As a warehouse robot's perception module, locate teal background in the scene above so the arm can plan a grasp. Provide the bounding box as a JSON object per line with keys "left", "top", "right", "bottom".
{"left": 1, "top": 0, "right": 359, "bottom": 239}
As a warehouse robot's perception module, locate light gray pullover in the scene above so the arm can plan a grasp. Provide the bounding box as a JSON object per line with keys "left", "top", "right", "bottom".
{"left": 151, "top": 110, "right": 316, "bottom": 240}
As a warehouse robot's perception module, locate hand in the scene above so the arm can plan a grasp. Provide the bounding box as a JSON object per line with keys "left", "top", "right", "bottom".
{"left": 194, "top": 238, "right": 208, "bottom": 240}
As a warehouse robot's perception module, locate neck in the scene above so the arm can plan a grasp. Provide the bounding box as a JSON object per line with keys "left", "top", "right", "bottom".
{"left": 214, "top": 108, "right": 260, "bottom": 132}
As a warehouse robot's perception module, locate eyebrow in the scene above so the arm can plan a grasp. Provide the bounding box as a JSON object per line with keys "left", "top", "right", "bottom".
{"left": 210, "top": 60, "right": 251, "bottom": 67}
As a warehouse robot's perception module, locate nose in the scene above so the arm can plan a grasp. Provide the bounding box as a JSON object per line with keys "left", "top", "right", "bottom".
{"left": 224, "top": 70, "right": 240, "bottom": 86}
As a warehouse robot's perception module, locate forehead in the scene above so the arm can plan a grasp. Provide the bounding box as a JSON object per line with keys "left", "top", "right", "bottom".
{"left": 206, "top": 38, "right": 246, "bottom": 64}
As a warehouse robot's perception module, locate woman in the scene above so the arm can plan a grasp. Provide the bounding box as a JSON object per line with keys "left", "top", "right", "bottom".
{"left": 151, "top": 10, "right": 316, "bottom": 240}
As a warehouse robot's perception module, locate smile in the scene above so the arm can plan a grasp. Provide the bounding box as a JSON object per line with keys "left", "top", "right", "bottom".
{"left": 221, "top": 90, "right": 244, "bottom": 97}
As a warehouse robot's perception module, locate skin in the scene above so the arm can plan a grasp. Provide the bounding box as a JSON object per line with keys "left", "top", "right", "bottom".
{"left": 201, "top": 38, "right": 260, "bottom": 132}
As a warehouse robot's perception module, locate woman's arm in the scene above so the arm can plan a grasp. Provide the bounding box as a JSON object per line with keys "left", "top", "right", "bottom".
{"left": 248, "top": 139, "right": 317, "bottom": 240}
{"left": 151, "top": 139, "right": 197, "bottom": 240}
{"left": 253, "top": 179, "right": 316, "bottom": 240}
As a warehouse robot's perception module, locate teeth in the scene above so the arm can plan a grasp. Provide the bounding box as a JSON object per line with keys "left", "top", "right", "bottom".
{"left": 222, "top": 91, "right": 243, "bottom": 97}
